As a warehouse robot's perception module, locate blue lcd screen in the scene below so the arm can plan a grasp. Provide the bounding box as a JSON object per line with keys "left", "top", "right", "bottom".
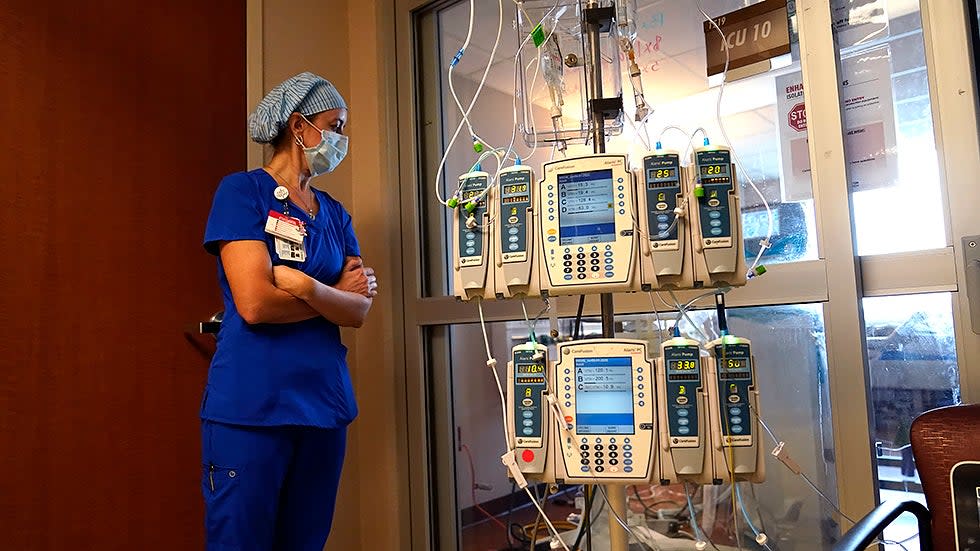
{"left": 558, "top": 170, "right": 616, "bottom": 245}
{"left": 574, "top": 357, "right": 635, "bottom": 434}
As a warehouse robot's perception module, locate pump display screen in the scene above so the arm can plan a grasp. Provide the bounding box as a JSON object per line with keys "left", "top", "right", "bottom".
{"left": 647, "top": 167, "right": 677, "bottom": 183}
{"left": 557, "top": 170, "right": 616, "bottom": 245}
{"left": 574, "top": 357, "right": 635, "bottom": 434}
{"left": 718, "top": 357, "right": 751, "bottom": 380}
{"left": 700, "top": 164, "right": 729, "bottom": 177}
{"left": 722, "top": 358, "right": 748, "bottom": 370}
{"left": 669, "top": 360, "right": 697, "bottom": 370}
{"left": 517, "top": 364, "right": 546, "bottom": 374}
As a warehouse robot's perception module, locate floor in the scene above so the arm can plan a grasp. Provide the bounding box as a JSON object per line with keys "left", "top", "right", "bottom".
{"left": 461, "top": 494, "right": 578, "bottom": 551}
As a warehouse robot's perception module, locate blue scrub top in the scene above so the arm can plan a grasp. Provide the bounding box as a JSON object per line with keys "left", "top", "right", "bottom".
{"left": 201, "top": 169, "right": 359, "bottom": 428}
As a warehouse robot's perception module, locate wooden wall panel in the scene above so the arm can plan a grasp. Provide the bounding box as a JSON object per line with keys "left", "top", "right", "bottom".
{"left": 0, "top": 2, "right": 244, "bottom": 548}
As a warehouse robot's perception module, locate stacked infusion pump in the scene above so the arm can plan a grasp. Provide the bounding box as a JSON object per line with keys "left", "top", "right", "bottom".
{"left": 455, "top": 148, "right": 761, "bottom": 485}
{"left": 452, "top": 147, "right": 747, "bottom": 302}
{"left": 506, "top": 337, "right": 764, "bottom": 485}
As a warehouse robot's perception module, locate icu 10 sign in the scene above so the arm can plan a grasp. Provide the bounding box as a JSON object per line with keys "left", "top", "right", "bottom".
{"left": 703, "top": 0, "right": 791, "bottom": 77}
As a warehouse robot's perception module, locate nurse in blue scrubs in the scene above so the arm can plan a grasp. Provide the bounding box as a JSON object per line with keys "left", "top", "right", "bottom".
{"left": 200, "top": 72, "right": 377, "bottom": 551}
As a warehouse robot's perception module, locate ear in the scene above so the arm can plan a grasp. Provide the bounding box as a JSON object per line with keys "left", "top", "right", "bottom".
{"left": 287, "top": 112, "right": 306, "bottom": 143}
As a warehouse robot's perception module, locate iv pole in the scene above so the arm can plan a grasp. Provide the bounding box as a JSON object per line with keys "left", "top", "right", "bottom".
{"left": 583, "top": 2, "right": 628, "bottom": 550}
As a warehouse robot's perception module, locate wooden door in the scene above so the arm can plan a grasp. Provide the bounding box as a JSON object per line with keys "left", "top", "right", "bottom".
{"left": 0, "top": 2, "right": 244, "bottom": 548}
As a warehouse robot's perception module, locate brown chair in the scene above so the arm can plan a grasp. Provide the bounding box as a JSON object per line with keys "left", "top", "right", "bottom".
{"left": 910, "top": 404, "right": 980, "bottom": 551}
{"left": 834, "top": 404, "right": 980, "bottom": 551}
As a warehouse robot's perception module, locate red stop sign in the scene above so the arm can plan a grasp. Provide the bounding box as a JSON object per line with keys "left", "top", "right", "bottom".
{"left": 788, "top": 102, "right": 807, "bottom": 132}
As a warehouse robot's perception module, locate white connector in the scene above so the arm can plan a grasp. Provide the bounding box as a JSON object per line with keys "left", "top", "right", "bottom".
{"left": 486, "top": 358, "right": 498, "bottom": 369}
{"left": 501, "top": 450, "right": 528, "bottom": 489}
{"left": 756, "top": 533, "right": 769, "bottom": 546}
{"left": 695, "top": 540, "right": 708, "bottom": 550}
{"left": 772, "top": 441, "right": 802, "bottom": 475}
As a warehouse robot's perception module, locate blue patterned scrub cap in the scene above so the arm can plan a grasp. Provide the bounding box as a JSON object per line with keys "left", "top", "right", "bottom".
{"left": 248, "top": 72, "right": 348, "bottom": 144}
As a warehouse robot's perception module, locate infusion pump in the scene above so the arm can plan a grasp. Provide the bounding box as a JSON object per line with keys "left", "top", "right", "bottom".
{"left": 705, "top": 335, "right": 764, "bottom": 483}
{"left": 537, "top": 155, "right": 638, "bottom": 296}
{"left": 451, "top": 148, "right": 750, "bottom": 300}
{"left": 636, "top": 150, "right": 694, "bottom": 290}
{"left": 655, "top": 336, "right": 712, "bottom": 485}
{"left": 507, "top": 341, "right": 551, "bottom": 478}
{"left": 690, "top": 145, "right": 747, "bottom": 288}
{"left": 552, "top": 339, "right": 656, "bottom": 484}
{"left": 452, "top": 170, "right": 494, "bottom": 301}
{"left": 493, "top": 165, "right": 539, "bottom": 299}
{"left": 502, "top": 336, "right": 765, "bottom": 486}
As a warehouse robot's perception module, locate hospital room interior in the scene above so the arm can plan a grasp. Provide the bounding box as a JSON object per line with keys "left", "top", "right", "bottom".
{"left": 4, "top": 0, "right": 980, "bottom": 550}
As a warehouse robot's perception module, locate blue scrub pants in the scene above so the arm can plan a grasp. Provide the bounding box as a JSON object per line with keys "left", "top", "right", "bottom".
{"left": 201, "top": 421, "right": 346, "bottom": 551}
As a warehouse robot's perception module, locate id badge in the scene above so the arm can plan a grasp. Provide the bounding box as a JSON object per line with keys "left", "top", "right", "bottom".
{"left": 274, "top": 236, "right": 307, "bottom": 262}
{"left": 265, "top": 210, "right": 306, "bottom": 244}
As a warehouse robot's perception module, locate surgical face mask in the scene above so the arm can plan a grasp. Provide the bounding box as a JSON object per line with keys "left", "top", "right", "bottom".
{"left": 295, "top": 116, "right": 348, "bottom": 177}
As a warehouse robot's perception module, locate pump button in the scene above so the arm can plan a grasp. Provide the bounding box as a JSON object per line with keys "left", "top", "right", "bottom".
{"left": 656, "top": 202, "right": 668, "bottom": 210}
{"left": 522, "top": 399, "right": 533, "bottom": 407}
{"left": 676, "top": 396, "right": 689, "bottom": 405}
{"left": 708, "top": 199, "right": 721, "bottom": 207}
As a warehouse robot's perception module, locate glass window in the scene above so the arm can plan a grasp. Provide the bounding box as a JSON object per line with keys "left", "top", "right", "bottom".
{"left": 445, "top": 302, "right": 839, "bottom": 550}
{"left": 864, "top": 292, "right": 960, "bottom": 548}
{"left": 422, "top": 0, "right": 823, "bottom": 296}
{"left": 837, "top": 3, "right": 948, "bottom": 255}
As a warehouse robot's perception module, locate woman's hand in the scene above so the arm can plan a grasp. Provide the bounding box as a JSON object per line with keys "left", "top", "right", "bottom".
{"left": 273, "top": 265, "right": 315, "bottom": 300}
{"left": 335, "top": 257, "right": 378, "bottom": 298}
{"left": 364, "top": 267, "right": 378, "bottom": 297}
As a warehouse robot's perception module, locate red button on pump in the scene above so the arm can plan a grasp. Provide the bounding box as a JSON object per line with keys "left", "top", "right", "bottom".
{"left": 521, "top": 450, "right": 535, "bottom": 463}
